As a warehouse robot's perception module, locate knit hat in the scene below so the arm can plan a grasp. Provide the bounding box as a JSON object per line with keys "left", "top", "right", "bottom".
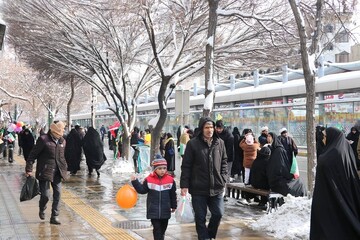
{"left": 279, "top": 127, "right": 287, "bottom": 135}
{"left": 152, "top": 154, "right": 167, "bottom": 170}
{"left": 50, "top": 121, "right": 65, "bottom": 139}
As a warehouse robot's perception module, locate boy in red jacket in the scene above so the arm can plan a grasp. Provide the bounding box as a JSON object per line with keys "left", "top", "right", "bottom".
{"left": 131, "top": 155, "right": 177, "bottom": 240}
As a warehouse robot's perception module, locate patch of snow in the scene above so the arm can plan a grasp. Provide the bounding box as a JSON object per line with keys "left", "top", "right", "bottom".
{"left": 203, "top": 91, "right": 214, "bottom": 111}
{"left": 207, "top": 36, "right": 214, "bottom": 47}
{"left": 250, "top": 195, "right": 311, "bottom": 240}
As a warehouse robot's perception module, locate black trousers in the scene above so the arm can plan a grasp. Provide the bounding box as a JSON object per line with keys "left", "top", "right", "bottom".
{"left": 151, "top": 219, "right": 169, "bottom": 240}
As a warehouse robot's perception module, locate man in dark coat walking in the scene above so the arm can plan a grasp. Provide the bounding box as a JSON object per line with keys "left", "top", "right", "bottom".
{"left": 26, "top": 121, "right": 67, "bottom": 225}
{"left": 180, "top": 117, "right": 227, "bottom": 240}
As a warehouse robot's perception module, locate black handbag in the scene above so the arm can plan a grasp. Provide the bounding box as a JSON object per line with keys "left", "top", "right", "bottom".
{"left": 20, "top": 176, "right": 40, "bottom": 202}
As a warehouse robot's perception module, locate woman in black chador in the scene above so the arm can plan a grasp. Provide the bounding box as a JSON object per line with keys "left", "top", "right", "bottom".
{"left": 266, "top": 132, "right": 306, "bottom": 197}
{"left": 65, "top": 128, "right": 82, "bottom": 175}
{"left": 82, "top": 127, "right": 106, "bottom": 176}
{"left": 310, "top": 127, "right": 360, "bottom": 240}
{"left": 346, "top": 126, "right": 360, "bottom": 169}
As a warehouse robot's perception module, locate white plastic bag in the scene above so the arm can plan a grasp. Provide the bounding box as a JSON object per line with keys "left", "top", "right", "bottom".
{"left": 175, "top": 194, "right": 195, "bottom": 223}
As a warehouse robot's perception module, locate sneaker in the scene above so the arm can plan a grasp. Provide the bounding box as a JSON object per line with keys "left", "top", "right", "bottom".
{"left": 223, "top": 196, "right": 228, "bottom": 202}
{"left": 229, "top": 177, "right": 235, "bottom": 183}
{"left": 50, "top": 216, "right": 61, "bottom": 225}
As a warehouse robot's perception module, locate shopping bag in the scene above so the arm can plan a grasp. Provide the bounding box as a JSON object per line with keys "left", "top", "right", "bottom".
{"left": 20, "top": 176, "right": 40, "bottom": 202}
{"left": 175, "top": 194, "right": 195, "bottom": 223}
{"left": 290, "top": 154, "right": 300, "bottom": 179}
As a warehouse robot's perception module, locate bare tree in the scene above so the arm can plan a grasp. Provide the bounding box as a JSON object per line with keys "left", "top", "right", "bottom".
{"left": 288, "top": 0, "right": 356, "bottom": 195}
{"left": 3, "top": 0, "right": 162, "bottom": 159}
{"left": 138, "top": 0, "right": 299, "bottom": 158}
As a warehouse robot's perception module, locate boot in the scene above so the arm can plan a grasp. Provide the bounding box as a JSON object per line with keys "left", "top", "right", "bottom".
{"left": 50, "top": 216, "right": 61, "bottom": 225}
{"left": 39, "top": 210, "right": 45, "bottom": 220}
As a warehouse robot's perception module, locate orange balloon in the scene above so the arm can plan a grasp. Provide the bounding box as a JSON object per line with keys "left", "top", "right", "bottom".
{"left": 116, "top": 184, "right": 138, "bottom": 209}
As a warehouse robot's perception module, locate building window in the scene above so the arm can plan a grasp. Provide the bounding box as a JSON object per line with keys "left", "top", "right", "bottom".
{"left": 335, "top": 51, "right": 349, "bottom": 63}
{"left": 335, "top": 31, "right": 349, "bottom": 43}
{"left": 324, "top": 24, "right": 334, "bottom": 33}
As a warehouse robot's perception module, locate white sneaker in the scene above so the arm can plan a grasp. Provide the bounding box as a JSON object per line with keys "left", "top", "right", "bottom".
{"left": 229, "top": 177, "right": 235, "bottom": 183}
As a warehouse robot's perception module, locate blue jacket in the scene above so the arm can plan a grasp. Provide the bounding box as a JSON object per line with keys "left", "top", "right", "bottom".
{"left": 132, "top": 172, "right": 177, "bottom": 219}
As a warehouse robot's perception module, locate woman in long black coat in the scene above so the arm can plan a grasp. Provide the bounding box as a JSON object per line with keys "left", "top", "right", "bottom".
{"left": 65, "top": 128, "right": 82, "bottom": 174}
{"left": 231, "top": 127, "right": 242, "bottom": 178}
{"left": 82, "top": 127, "right": 106, "bottom": 176}
{"left": 21, "top": 128, "right": 34, "bottom": 161}
{"left": 310, "top": 127, "right": 360, "bottom": 239}
{"left": 164, "top": 133, "right": 175, "bottom": 173}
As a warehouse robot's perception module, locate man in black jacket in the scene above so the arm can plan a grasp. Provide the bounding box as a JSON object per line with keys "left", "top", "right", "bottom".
{"left": 180, "top": 117, "right": 228, "bottom": 240}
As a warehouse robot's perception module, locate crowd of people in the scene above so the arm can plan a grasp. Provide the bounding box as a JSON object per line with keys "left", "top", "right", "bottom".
{"left": 0, "top": 120, "right": 107, "bottom": 225}
{"left": 130, "top": 119, "right": 360, "bottom": 239}
{"left": 2, "top": 118, "right": 360, "bottom": 239}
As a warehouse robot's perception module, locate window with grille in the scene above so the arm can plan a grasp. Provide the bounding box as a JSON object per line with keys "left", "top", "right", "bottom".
{"left": 335, "top": 52, "right": 349, "bottom": 62}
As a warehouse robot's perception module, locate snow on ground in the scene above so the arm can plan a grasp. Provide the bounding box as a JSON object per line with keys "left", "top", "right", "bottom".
{"left": 250, "top": 195, "right": 311, "bottom": 240}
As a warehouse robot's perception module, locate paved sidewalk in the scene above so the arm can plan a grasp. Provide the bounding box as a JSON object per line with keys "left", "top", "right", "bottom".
{"left": 0, "top": 152, "right": 273, "bottom": 240}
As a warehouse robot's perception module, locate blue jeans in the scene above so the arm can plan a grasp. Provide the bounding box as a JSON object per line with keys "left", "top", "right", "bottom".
{"left": 191, "top": 194, "right": 224, "bottom": 240}
{"left": 39, "top": 172, "right": 62, "bottom": 217}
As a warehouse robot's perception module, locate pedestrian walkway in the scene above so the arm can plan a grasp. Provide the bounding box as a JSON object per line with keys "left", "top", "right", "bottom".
{"left": 0, "top": 153, "right": 274, "bottom": 240}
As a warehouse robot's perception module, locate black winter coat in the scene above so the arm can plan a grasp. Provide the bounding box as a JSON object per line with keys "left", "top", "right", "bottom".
{"left": 250, "top": 149, "right": 270, "bottom": 190}
{"left": 26, "top": 133, "right": 68, "bottom": 182}
{"left": 132, "top": 172, "right": 177, "bottom": 219}
{"left": 180, "top": 134, "right": 227, "bottom": 196}
{"left": 218, "top": 128, "right": 234, "bottom": 162}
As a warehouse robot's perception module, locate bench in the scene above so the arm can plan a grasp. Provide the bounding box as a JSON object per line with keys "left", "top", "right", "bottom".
{"left": 226, "top": 183, "right": 284, "bottom": 213}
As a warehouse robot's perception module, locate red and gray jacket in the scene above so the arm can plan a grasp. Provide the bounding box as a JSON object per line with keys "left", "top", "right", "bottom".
{"left": 131, "top": 172, "right": 177, "bottom": 219}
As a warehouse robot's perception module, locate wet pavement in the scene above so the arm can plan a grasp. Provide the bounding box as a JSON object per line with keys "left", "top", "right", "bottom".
{"left": 0, "top": 145, "right": 274, "bottom": 240}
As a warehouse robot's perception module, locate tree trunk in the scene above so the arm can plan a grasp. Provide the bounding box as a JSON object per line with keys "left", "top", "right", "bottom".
{"left": 289, "top": 0, "right": 323, "bottom": 196}
{"left": 203, "top": 0, "right": 218, "bottom": 117}
{"left": 151, "top": 77, "right": 170, "bottom": 161}
{"left": 122, "top": 133, "right": 131, "bottom": 162}
{"left": 66, "top": 78, "right": 75, "bottom": 132}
